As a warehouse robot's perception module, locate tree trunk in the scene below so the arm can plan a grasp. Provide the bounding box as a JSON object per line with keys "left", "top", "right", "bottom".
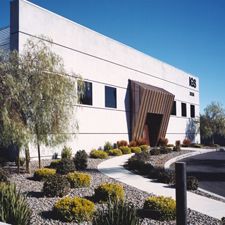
{"left": 37, "top": 141, "right": 41, "bottom": 168}
{"left": 25, "top": 147, "right": 30, "bottom": 173}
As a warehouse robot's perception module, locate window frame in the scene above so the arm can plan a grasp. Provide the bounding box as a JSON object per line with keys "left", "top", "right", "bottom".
{"left": 78, "top": 81, "right": 93, "bottom": 106}
{"left": 105, "top": 85, "right": 117, "bottom": 108}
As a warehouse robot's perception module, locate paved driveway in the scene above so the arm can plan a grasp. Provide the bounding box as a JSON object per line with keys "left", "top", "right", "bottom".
{"left": 179, "top": 151, "right": 225, "bottom": 197}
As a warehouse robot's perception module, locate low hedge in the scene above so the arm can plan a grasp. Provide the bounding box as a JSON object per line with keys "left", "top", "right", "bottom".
{"left": 56, "top": 158, "right": 75, "bottom": 175}
{"left": 54, "top": 196, "right": 95, "bottom": 222}
{"left": 33, "top": 168, "right": 56, "bottom": 181}
{"left": 48, "top": 159, "right": 61, "bottom": 169}
{"left": 90, "top": 150, "right": 108, "bottom": 159}
{"left": 94, "top": 183, "right": 124, "bottom": 202}
{"left": 150, "top": 148, "right": 161, "bottom": 155}
{"left": 139, "top": 145, "right": 149, "bottom": 151}
{"left": 187, "top": 176, "right": 198, "bottom": 190}
{"left": 130, "top": 147, "right": 142, "bottom": 154}
{"left": 108, "top": 149, "right": 123, "bottom": 156}
{"left": 157, "top": 170, "right": 175, "bottom": 184}
{"left": 143, "top": 196, "right": 176, "bottom": 221}
{"left": 119, "top": 146, "right": 131, "bottom": 154}
{"left": 67, "top": 172, "right": 91, "bottom": 188}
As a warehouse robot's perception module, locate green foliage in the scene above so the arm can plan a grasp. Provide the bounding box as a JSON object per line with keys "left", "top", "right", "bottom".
{"left": 43, "top": 174, "right": 70, "bottom": 197}
{"left": 221, "top": 217, "right": 225, "bottom": 224}
{"left": 119, "top": 146, "right": 131, "bottom": 154}
{"left": 190, "top": 143, "right": 202, "bottom": 148}
{"left": 90, "top": 150, "right": 108, "bottom": 159}
{"left": 157, "top": 170, "right": 175, "bottom": 184}
{"left": 139, "top": 145, "right": 149, "bottom": 151}
{"left": 109, "top": 148, "right": 123, "bottom": 156}
{"left": 61, "top": 146, "right": 72, "bottom": 159}
{"left": 33, "top": 168, "right": 56, "bottom": 181}
{"left": 0, "top": 183, "right": 31, "bottom": 225}
{"left": 94, "top": 183, "right": 125, "bottom": 202}
{"left": 173, "top": 140, "right": 181, "bottom": 151}
{"left": 160, "top": 147, "right": 172, "bottom": 154}
{"left": 93, "top": 200, "right": 142, "bottom": 225}
{"left": 104, "top": 141, "right": 113, "bottom": 151}
{"left": 67, "top": 172, "right": 91, "bottom": 188}
{"left": 143, "top": 196, "right": 176, "bottom": 221}
{"left": 150, "top": 148, "right": 161, "bottom": 155}
{"left": 187, "top": 176, "right": 198, "bottom": 190}
{"left": 56, "top": 158, "right": 75, "bottom": 175}
{"left": 131, "top": 147, "right": 142, "bottom": 154}
{"left": 54, "top": 196, "right": 95, "bottom": 222}
{"left": 0, "top": 168, "right": 9, "bottom": 183}
{"left": 48, "top": 159, "right": 61, "bottom": 169}
{"left": 74, "top": 150, "right": 88, "bottom": 170}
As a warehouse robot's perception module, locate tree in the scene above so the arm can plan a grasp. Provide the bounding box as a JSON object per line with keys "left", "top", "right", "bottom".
{"left": 200, "top": 102, "right": 225, "bottom": 144}
{"left": 0, "top": 36, "right": 80, "bottom": 170}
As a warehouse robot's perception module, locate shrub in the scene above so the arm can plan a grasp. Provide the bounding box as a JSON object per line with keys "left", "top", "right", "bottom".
{"left": 43, "top": 174, "right": 70, "bottom": 197}
{"left": 33, "top": 168, "right": 56, "bottom": 181}
{"left": 182, "top": 138, "right": 191, "bottom": 147}
{"left": 0, "top": 183, "right": 31, "bottom": 225}
{"left": 222, "top": 217, "right": 225, "bottom": 225}
{"left": 90, "top": 150, "right": 108, "bottom": 159}
{"left": 61, "top": 146, "right": 72, "bottom": 159}
{"left": 54, "top": 196, "right": 95, "bottom": 222}
{"left": 94, "top": 183, "right": 124, "bottom": 202}
{"left": 150, "top": 148, "right": 160, "bottom": 155}
{"left": 136, "top": 138, "right": 147, "bottom": 146}
{"left": 158, "top": 137, "right": 168, "bottom": 147}
{"left": 167, "top": 144, "right": 174, "bottom": 148}
{"left": 48, "top": 159, "right": 61, "bottom": 169}
{"left": 157, "top": 170, "right": 175, "bottom": 184}
{"left": 74, "top": 150, "right": 88, "bottom": 170}
{"left": 119, "top": 146, "right": 131, "bottom": 154}
{"left": 56, "top": 158, "right": 75, "bottom": 175}
{"left": 67, "top": 172, "right": 91, "bottom": 188}
{"left": 187, "top": 176, "right": 198, "bottom": 190}
{"left": 148, "top": 167, "right": 165, "bottom": 179}
{"left": 190, "top": 143, "right": 202, "bottom": 148}
{"left": 129, "top": 140, "right": 137, "bottom": 147}
{"left": 131, "top": 147, "right": 142, "bottom": 154}
{"left": 143, "top": 196, "right": 176, "bottom": 221}
{"left": 0, "top": 168, "right": 9, "bottom": 183}
{"left": 109, "top": 149, "right": 123, "bottom": 156}
{"left": 173, "top": 140, "right": 181, "bottom": 151}
{"left": 104, "top": 142, "right": 113, "bottom": 151}
{"left": 139, "top": 145, "right": 149, "bottom": 151}
{"left": 117, "top": 140, "right": 128, "bottom": 147}
{"left": 160, "top": 147, "right": 172, "bottom": 154}
{"left": 93, "top": 200, "right": 142, "bottom": 225}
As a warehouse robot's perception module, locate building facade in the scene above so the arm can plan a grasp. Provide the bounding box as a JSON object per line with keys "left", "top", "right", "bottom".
{"left": 0, "top": 0, "right": 200, "bottom": 159}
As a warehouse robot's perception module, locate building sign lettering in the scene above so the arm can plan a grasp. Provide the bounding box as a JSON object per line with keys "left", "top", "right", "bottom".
{"left": 189, "top": 77, "right": 196, "bottom": 88}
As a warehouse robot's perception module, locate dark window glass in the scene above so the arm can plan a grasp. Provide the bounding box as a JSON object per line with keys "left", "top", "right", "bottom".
{"left": 78, "top": 81, "right": 92, "bottom": 105}
{"left": 181, "top": 103, "right": 187, "bottom": 117}
{"left": 171, "top": 101, "right": 176, "bottom": 116}
{"left": 105, "top": 86, "right": 117, "bottom": 108}
{"left": 191, "top": 105, "right": 195, "bottom": 118}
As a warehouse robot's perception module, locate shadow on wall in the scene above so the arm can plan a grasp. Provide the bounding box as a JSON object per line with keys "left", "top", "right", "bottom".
{"left": 125, "top": 81, "right": 131, "bottom": 141}
{"left": 185, "top": 118, "right": 198, "bottom": 142}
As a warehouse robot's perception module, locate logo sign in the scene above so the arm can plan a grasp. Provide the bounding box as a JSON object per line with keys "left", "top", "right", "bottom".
{"left": 189, "top": 77, "right": 196, "bottom": 88}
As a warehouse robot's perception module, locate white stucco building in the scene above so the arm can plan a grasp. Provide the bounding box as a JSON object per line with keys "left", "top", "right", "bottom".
{"left": 0, "top": 0, "right": 200, "bottom": 159}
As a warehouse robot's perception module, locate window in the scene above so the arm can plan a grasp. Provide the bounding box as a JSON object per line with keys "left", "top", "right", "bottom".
{"left": 181, "top": 103, "right": 187, "bottom": 117}
{"left": 171, "top": 101, "right": 176, "bottom": 116}
{"left": 105, "top": 86, "right": 117, "bottom": 108}
{"left": 78, "top": 81, "right": 92, "bottom": 105}
{"left": 191, "top": 105, "right": 195, "bottom": 118}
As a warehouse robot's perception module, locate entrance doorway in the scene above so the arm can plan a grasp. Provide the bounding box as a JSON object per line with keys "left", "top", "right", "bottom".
{"left": 145, "top": 113, "right": 163, "bottom": 146}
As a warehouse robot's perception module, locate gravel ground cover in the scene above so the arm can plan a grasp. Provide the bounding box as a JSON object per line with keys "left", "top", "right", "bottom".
{"left": 7, "top": 155, "right": 221, "bottom": 225}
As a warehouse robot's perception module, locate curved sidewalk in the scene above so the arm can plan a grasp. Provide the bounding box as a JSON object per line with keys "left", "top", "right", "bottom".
{"left": 98, "top": 151, "right": 225, "bottom": 220}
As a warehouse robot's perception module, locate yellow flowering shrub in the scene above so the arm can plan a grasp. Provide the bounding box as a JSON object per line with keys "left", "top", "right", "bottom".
{"left": 67, "top": 172, "right": 91, "bottom": 188}
{"left": 33, "top": 168, "right": 56, "bottom": 181}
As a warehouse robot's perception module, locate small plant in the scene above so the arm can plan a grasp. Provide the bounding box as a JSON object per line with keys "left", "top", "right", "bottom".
{"left": 139, "top": 145, "right": 149, "bottom": 151}
{"left": 54, "top": 196, "right": 95, "bottom": 222}
{"left": 93, "top": 200, "right": 142, "bottom": 225}
{"left": 33, "top": 168, "right": 56, "bottom": 181}
{"left": 0, "top": 183, "right": 32, "bottom": 225}
{"left": 160, "top": 147, "right": 172, "bottom": 154}
{"left": 61, "top": 146, "right": 72, "bottom": 159}
{"left": 0, "top": 168, "right": 9, "bottom": 183}
{"left": 150, "top": 148, "right": 161, "bottom": 155}
{"left": 74, "top": 150, "right": 88, "bottom": 170}
{"left": 129, "top": 140, "right": 137, "bottom": 147}
{"left": 157, "top": 170, "right": 175, "bottom": 184}
{"left": 56, "top": 158, "right": 75, "bottom": 175}
{"left": 143, "top": 196, "right": 176, "bottom": 221}
{"left": 131, "top": 147, "right": 142, "bottom": 154}
{"left": 117, "top": 140, "right": 128, "bottom": 147}
{"left": 187, "top": 176, "right": 198, "bottom": 190}
{"left": 67, "top": 172, "right": 91, "bottom": 188}
{"left": 48, "top": 159, "right": 61, "bottom": 169}
{"left": 173, "top": 140, "right": 181, "bottom": 151}
{"left": 109, "top": 149, "right": 123, "bottom": 156}
{"left": 148, "top": 167, "right": 165, "bottom": 179}
{"left": 221, "top": 217, "right": 225, "bottom": 225}
{"left": 94, "top": 183, "right": 124, "bottom": 202}
{"left": 104, "top": 141, "right": 113, "bottom": 151}
{"left": 90, "top": 150, "right": 108, "bottom": 159}
{"left": 119, "top": 146, "right": 131, "bottom": 154}
{"left": 182, "top": 138, "right": 191, "bottom": 147}
{"left": 136, "top": 138, "right": 147, "bottom": 146}
{"left": 43, "top": 174, "right": 70, "bottom": 197}
{"left": 158, "top": 137, "right": 169, "bottom": 147}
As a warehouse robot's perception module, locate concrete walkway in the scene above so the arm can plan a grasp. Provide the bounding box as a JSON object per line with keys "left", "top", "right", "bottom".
{"left": 98, "top": 149, "right": 225, "bottom": 220}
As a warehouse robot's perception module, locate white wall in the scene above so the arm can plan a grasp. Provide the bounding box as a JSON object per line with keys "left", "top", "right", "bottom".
{"left": 13, "top": 0, "right": 200, "bottom": 158}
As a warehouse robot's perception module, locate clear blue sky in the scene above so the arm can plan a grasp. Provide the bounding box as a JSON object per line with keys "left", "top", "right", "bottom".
{"left": 1, "top": 0, "right": 225, "bottom": 113}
